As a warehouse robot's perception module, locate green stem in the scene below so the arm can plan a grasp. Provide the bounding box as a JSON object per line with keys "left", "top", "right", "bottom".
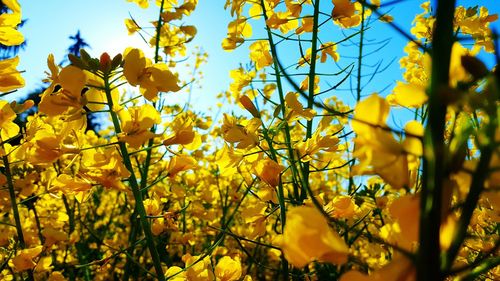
{"left": 356, "top": 4, "right": 365, "bottom": 103}
{"left": 303, "top": 0, "right": 321, "bottom": 198}
{"left": 2, "top": 153, "right": 35, "bottom": 281}
{"left": 258, "top": 123, "right": 288, "bottom": 257}
{"left": 2, "top": 155, "right": 26, "bottom": 249}
{"left": 258, "top": 0, "right": 291, "bottom": 227}
{"left": 347, "top": 3, "right": 365, "bottom": 194}
{"left": 458, "top": 257, "right": 500, "bottom": 281}
{"left": 154, "top": 0, "right": 165, "bottom": 64}
{"left": 418, "top": 0, "right": 456, "bottom": 280}
{"left": 259, "top": 0, "right": 303, "bottom": 203}
{"left": 124, "top": 2, "right": 165, "bottom": 279}
{"left": 103, "top": 75, "right": 165, "bottom": 281}
{"left": 443, "top": 121, "right": 496, "bottom": 271}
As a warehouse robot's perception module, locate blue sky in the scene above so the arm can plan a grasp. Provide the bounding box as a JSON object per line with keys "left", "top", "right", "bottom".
{"left": 13, "top": 0, "right": 500, "bottom": 121}
{"left": 15, "top": 0, "right": 240, "bottom": 107}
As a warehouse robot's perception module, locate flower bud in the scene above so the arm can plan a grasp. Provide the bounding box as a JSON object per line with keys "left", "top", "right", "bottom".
{"left": 99, "top": 52, "right": 112, "bottom": 73}
{"left": 239, "top": 95, "right": 260, "bottom": 118}
{"left": 461, "top": 55, "right": 488, "bottom": 80}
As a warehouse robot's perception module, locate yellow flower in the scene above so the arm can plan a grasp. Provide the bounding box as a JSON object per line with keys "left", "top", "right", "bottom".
{"left": 391, "top": 42, "right": 473, "bottom": 108}
{"left": 47, "top": 272, "right": 66, "bottom": 281}
{"left": 455, "top": 6, "right": 498, "bottom": 52}
{"left": 387, "top": 81, "right": 428, "bottom": 108}
{"left": 2, "top": 0, "right": 21, "bottom": 14}
{"left": 241, "top": 201, "right": 267, "bottom": 224}
{"left": 33, "top": 257, "right": 52, "bottom": 273}
{"left": 23, "top": 128, "right": 74, "bottom": 165}
{"left": 388, "top": 194, "right": 420, "bottom": 251}
{"left": 222, "top": 36, "right": 244, "bottom": 51}
{"left": 126, "top": 0, "right": 149, "bottom": 8}
{"left": 340, "top": 254, "right": 415, "bottom": 281}
{"left": 285, "top": 92, "right": 316, "bottom": 121}
{"left": 123, "top": 48, "right": 180, "bottom": 100}
{"left": 299, "top": 75, "right": 320, "bottom": 93}
{"left": 331, "top": 0, "right": 365, "bottom": 28}
{"left": 39, "top": 64, "right": 87, "bottom": 116}
{"left": 266, "top": 11, "right": 298, "bottom": 34}
{"left": 0, "top": 0, "right": 24, "bottom": 46}
{"left": 282, "top": 206, "right": 349, "bottom": 267}
{"left": 167, "top": 155, "right": 197, "bottom": 178}
{"left": 296, "top": 17, "right": 314, "bottom": 34}
{"left": 118, "top": 104, "right": 161, "bottom": 149}
{"left": 12, "top": 246, "right": 43, "bottom": 272}
{"left": 382, "top": 193, "right": 458, "bottom": 254}
{"left": 351, "top": 94, "right": 410, "bottom": 189}
{"left": 50, "top": 174, "right": 92, "bottom": 201}
{"left": 249, "top": 40, "right": 273, "bottom": 70}
{"left": 253, "top": 158, "right": 284, "bottom": 187}
{"left": 281, "top": 1, "right": 300, "bottom": 15}
{"left": 82, "top": 149, "right": 131, "bottom": 191}
{"left": 41, "top": 227, "right": 67, "bottom": 247}
{"left": 183, "top": 254, "right": 215, "bottom": 281}
{"left": 124, "top": 18, "right": 140, "bottom": 35}
{"left": 241, "top": 201, "right": 268, "bottom": 238}
{"left": 215, "top": 144, "right": 244, "bottom": 176}
{"left": 229, "top": 67, "right": 256, "bottom": 99}
{"left": 144, "top": 195, "right": 162, "bottom": 216}
{"left": 295, "top": 131, "right": 339, "bottom": 162}
{"left": 222, "top": 18, "right": 252, "bottom": 51}
{"left": 326, "top": 196, "right": 356, "bottom": 219}
{"left": 297, "top": 48, "right": 314, "bottom": 68}
{"left": 163, "top": 113, "right": 201, "bottom": 150}
{"left": 320, "top": 42, "right": 340, "bottom": 63}
{"left": 440, "top": 214, "right": 458, "bottom": 251}
{"left": 402, "top": 120, "right": 424, "bottom": 157}
{"left": 165, "top": 266, "right": 186, "bottom": 281}
{"left": 221, "top": 114, "right": 261, "bottom": 149}
{"left": 332, "top": 0, "right": 356, "bottom": 19}
{"left": 0, "top": 100, "right": 19, "bottom": 141}
{"left": 215, "top": 256, "right": 242, "bottom": 281}
{"left": 448, "top": 42, "right": 470, "bottom": 86}
{"left": 0, "top": 56, "right": 24, "bottom": 92}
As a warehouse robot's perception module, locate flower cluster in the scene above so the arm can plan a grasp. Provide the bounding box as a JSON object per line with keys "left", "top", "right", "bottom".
{"left": 0, "top": 0, "right": 497, "bottom": 280}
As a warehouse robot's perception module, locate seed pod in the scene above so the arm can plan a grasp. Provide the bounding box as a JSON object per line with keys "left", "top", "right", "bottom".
{"left": 239, "top": 95, "right": 260, "bottom": 118}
